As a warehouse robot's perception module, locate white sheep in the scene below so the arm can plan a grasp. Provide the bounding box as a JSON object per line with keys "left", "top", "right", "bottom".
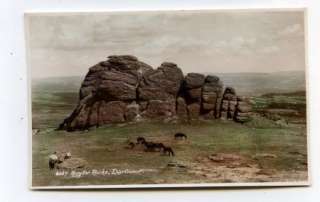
{"left": 64, "top": 152, "right": 72, "bottom": 160}
{"left": 48, "top": 152, "right": 58, "bottom": 169}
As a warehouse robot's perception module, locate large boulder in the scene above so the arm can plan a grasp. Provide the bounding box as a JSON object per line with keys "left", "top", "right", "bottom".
{"left": 138, "top": 62, "right": 184, "bottom": 101}
{"left": 184, "top": 73, "right": 205, "bottom": 89}
{"left": 234, "top": 96, "right": 253, "bottom": 123}
{"left": 80, "top": 55, "right": 152, "bottom": 100}
{"left": 202, "top": 75, "right": 223, "bottom": 118}
{"left": 59, "top": 55, "right": 153, "bottom": 131}
{"left": 220, "top": 87, "right": 237, "bottom": 120}
{"left": 184, "top": 73, "right": 205, "bottom": 103}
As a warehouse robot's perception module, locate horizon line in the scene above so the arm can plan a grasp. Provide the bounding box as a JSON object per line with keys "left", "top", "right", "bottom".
{"left": 32, "top": 70, "right": 305, "bottom": 79}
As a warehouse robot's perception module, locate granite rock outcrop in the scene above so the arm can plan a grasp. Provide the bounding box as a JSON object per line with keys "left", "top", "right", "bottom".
{"left": 58, "top": 55, "right": 252, "bottom": 131}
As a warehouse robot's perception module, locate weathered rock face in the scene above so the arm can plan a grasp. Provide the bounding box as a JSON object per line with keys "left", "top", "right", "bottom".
{"left": 143, "top": 99, "right": 176, "bottom": 118}
{"left": 80, "top": 55, "right": 152, "bottom": 101}
{"left": 234, "top": 96, "right": 253, "bottom": 123}
{"left": 184, "top": 73, "right": 205, "bottom": 103}
{"left": 187, "top": 103, "right": 201, "bottom": 119}
{"left": 220, "top": 87, "right": 237, "bottom": 120}
{"left": 138, "top": 62, "right": 184, "bottom": 101}
{"left": 202, "top": 75, "right": 223, "bottom": 118}
{"left": 58, "top": 55, "right": 252, "bottom": 131}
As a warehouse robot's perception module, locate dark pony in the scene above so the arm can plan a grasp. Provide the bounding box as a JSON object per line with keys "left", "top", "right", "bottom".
{"left": 174, "top": 132, "right": 187, "bottom": 140}
{"left": 136, "top": 137, "right": 146, "bottom": 144}
{"left": 162, "top": 146, "right": 175, "bottom": 156}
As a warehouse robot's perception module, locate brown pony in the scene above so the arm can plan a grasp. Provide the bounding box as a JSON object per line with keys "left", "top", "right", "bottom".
{"left": 162, "top": 146, "right": 175, "bottom": 156}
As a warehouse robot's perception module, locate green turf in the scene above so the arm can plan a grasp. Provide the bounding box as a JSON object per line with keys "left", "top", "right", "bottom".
{"left": 31, "top": 80, "right": 308, "bottom": 186}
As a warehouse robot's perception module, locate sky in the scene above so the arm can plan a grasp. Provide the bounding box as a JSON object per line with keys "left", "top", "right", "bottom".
{"left": 26, "top": 10, "right": 306, "bottom": 78}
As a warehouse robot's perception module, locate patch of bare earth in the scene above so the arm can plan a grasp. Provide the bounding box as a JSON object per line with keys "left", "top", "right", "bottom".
{"left": 188, "top": 153, "right": 307, "bottom": 183}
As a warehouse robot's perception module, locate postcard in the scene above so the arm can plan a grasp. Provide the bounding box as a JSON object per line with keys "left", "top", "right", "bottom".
{"left": 26, "top": 9, "right": 309, "bottom": 189}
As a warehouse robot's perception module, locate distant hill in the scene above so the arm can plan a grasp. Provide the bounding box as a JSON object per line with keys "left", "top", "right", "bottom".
{"left": 32, "top": 71, "right": 306, "bottom": 96}
{"left": 213, "top": 71, "right": 306, "bottom": 96}
{"left": 32, "top": 76, "right": 84, "bottom": 93}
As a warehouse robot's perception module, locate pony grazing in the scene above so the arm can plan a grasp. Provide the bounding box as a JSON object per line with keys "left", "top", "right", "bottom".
{"left": 136, "top": 137, "right": 146, "bottom": 144}
{"left": 162, "top": 146, "right": 175, "bottom": 156}
{"left": 174, "top": 132, "right": 187, "bottom": 140}
{"left": 128, "top": 142, "right": 135, "bottom": 149}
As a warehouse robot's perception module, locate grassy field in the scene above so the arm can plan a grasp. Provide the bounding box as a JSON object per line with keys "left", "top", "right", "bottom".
{"left": 31, "top": 75, "right": 308, "bottom": 187}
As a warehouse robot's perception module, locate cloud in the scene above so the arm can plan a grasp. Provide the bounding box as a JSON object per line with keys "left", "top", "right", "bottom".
{"left": 28, "top": 11, "right": 306, "bottom": 78}
{"left": 213, "top": 36, "right": 257, "bottom": 54}
{"left": 259, "top": 45, "right": 280, "bottom": 53}
{"left": 278, "top": 24, "right": 303, "bottom": 36}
